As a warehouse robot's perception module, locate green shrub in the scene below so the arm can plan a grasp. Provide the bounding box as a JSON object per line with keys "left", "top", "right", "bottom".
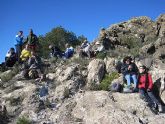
{"left": 99, "top": 72, "right": 119, "bottom": 91}
{"left": 96, "top": 52, "right": 107, "bottom": 60}
{"left": 17, "top": 116, "right": 31, "bottom": 124}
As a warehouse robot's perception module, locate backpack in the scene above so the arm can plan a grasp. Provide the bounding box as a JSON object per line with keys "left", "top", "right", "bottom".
{"left": 28, "top": 69, "right": 39, "bottom": 79}
{"left": 110, "top": 83, "right": 122, "bottom": 92}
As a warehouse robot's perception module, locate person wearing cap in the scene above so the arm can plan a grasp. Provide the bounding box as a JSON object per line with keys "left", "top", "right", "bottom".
{"left": 48, "top": 45, "right": 62, "bottom": 58}
{"left": 138, "top": 65, "right": 163, "bottom": 113}
{"left": 15, "top": 31, "right": 24, "bottom": 62}
{"left": 121, "top": 56, "right": 138, "bottom": 90}
{"left": 26, "top": 29, "right": 38, "bottom": 52}
{"left": 94, "top": 41, "right": 105, "bottom": 55}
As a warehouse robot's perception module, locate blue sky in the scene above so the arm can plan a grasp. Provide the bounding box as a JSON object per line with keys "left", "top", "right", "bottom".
{"left": 0, "top": 0, "right": 164, "bottom": 63}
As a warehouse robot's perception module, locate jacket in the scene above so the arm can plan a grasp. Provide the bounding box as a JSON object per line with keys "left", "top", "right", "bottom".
{"left": 138, "top": 73, "right": 153, "bottom": 90}
{"left": 20, "top": 49, "right": 31, "bottom": 61}
{"left": 121, "top": 63, "right": 138, "bottom": 76}
{"left": 15, "top": 35, "right": 23, "bottom": 45}
{"left": 26, "top": 34, "right": 38, "bottom": 45}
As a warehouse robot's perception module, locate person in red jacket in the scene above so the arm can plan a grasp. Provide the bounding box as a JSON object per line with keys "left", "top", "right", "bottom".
{"left": 138, "top": 65, "right": 163, "bottom": 113}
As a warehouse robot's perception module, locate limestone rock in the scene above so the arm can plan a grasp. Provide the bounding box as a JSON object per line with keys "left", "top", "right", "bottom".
{"left": 87, "top": 59, "right": 105, "bottom": 89}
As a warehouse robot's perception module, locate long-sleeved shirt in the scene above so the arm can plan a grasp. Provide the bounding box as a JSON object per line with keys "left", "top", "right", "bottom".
{"left": 15, "top": 35, "right": 24, "bottom": 45}
{"left": 138, "top": 73, "right": 153, "bottom": 90}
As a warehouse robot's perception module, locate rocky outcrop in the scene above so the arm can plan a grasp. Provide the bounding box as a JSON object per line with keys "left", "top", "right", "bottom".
{"left": 1, "top": 14, "right": 165, "bottom": 124}
{"left": 87, "top": 59, "right": 105, "bottom": 89}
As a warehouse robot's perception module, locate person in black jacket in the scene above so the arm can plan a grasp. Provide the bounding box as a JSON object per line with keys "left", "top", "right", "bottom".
{"left": 121, "top": 56, "right": 138, "bottom": 89}
{"left": 49, "top": 45, "right": 63, "bottom": 58}
{"left": 5, "top": 48, "right": 17, "bottom": 67}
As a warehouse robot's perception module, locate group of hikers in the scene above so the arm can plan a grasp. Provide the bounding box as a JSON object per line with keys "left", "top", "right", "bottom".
{"left": 1, "top": 28, "right": 164, "bottom": 115}
{"left": 114, "top": 56, "right": 163, "bottom": 113}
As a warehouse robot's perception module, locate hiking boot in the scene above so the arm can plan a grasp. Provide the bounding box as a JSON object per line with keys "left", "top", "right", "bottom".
{"left": 158, "top": 105, "right": 163, "bottom": 113}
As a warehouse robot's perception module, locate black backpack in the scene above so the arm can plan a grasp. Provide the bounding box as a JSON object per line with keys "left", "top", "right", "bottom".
{"left": 110, "top": 83, "right": 122, "bottom": 92}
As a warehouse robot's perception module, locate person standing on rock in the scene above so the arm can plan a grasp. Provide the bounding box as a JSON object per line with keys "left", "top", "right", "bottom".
{"left": 138, "top": 65, "right": 163, "bottom": 113}
{"left": 15, "top": 31, "right": 24, "bottom": 62}
{"left": 121, "top": 56, "right": 138, "bottom": 91}
{"left": 26, "top": 29, "right": 38, "bottom": 52}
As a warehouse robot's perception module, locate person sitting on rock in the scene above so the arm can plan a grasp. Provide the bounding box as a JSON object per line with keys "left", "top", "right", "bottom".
{"left": 63, "top": 44, "right": 74, "bottom": 59}
{"left": 20, "top": 45, "right": 31, "bottom": 63}
{"left": 28, "top": 51, "right": 41, "bottom": 68}
{"left": 5, "top": 47, "right": 17, "bottom": 67}
{"left": 121, "top": 56, "right": 138, "bottom": 91}
{"left": 28, "top": 51, "right": 42, "bottom": 77}
{"left": 80, "top": 40, "right": 91, "bottom": 58}
{"left": 94, "top": 41, "right": 105, "bottom": 55}
{"left": 138, "top": 65, "right": 163, "bottom": 113}
{"left": 49, "top": 45, "right": 63, "bottom": 58}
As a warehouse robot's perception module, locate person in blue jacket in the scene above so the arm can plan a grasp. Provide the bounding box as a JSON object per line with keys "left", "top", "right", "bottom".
{"left": 64, "top": 44, "right": 74, "bottom": 59}
{"left": 15, "top": 31, "right": 24, "bottom": 62}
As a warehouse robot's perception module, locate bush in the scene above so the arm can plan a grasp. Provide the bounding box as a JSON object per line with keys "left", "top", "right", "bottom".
{"left": 96, "top": 52, "right": 107, "bottom": 60}
{"left": 89, "top": 72, "right": 120, "bottom": 91}
{"left": 99, "top": 72, "right": 119, "bottom": 91}
{"left": 17, "top": 116, "right": 31, "bottom": 124}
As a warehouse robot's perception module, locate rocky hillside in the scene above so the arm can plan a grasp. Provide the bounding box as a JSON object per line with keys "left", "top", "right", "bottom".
{"left": 0, "top": 14, "right": 165, "bottom": 124}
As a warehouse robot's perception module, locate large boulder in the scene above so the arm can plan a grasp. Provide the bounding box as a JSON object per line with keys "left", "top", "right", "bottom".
{"left": 87, "top": 59, "right": 105, "bottom": 89}
{"left": 104, "top": 57, "right": 117, "bottom": 74}
{"left": 55, "top": 64, "right": 78, "bottom": 82}
{"left": 71, "top": 91, "right": 164, "bottom": 124}
{"left": 139, "top": 43, "right": 155, "bottom": 55}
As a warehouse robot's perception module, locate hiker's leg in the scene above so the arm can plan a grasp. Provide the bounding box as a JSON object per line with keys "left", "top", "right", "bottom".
{"left": 125, "top": 74, "right": 131, "bottom": 86}
{"left": 139, "top": 89, "right": 153, "bottom": 105}
{"left": 131, "top": 74, "right": 137, "bottom": 88}
{"left": 147, "top": 91, "right": 161, "bottom": 105}
{"left": 15, "top": 45, "right": 21, "bottom": 61}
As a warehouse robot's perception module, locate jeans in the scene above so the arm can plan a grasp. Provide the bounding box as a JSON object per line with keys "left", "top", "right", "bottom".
{"left": 15, "top": 44, "right": 22, "bottom": 62}
{"left": 139, "top": 88, "right": 161, "bottom": 106}
{"left": 125, "top": 74, "right": 137, "bottom": 87}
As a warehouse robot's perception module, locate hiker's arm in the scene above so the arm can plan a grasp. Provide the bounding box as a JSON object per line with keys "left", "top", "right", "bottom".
{"left": 148, "top": 74, "right": 153, "bottom": 90}
{"left": 121, "top": 65, "right": 128, "bottom": 74}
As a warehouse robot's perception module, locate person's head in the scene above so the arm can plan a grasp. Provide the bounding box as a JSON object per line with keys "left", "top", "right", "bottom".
{"left": 25, "top": 45, "right": 29, "bottom": 50}
{"left": 139, "top": 65, "right": 147, "bottom": 74}
{"left": 49, "top": 45, "right": 53, "bottom": 49}
{"left": 18, "top": 31, "right": 23, "bottom": 36}
{"left": 84, "top": 39, "right": 88, "bottom": 43}
{"left": 31, "top": 51, "right": 36, "bottom": 56}
{"left": 95, "top": 41, "right": 100, "bottom": 45}
{"left": 123, "top": 56, "right": 132, "bottom": 64}
{"left": 10, "top": 47, "right": 15, "bottom": 53}
{"left": 29, "top": 29, "right": 33, "bottom": 35}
